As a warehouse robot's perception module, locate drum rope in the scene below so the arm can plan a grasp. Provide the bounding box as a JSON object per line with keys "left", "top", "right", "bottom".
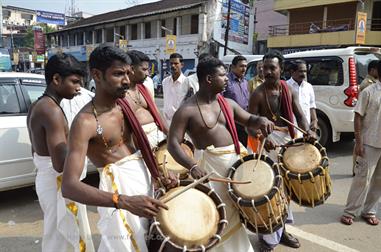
{"left": 148, "top": 221, "right": 160, "bottom": 238}
{"left": 158, "top": 236, "right": 170, "bottom": 252}
{"left": 199, "top": 244, "right": 206, "bottom": 252}
{"left": 265, "top": 198, "right": 274, "bottom": 234}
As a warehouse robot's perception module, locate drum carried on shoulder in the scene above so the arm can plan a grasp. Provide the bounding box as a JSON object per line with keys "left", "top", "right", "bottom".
{"left": 227, "top": 154, "right": 288, "bottom": 234}
{"left": 154, "top": 139, "right": 194, "bottom": 179}
{"left": 148, "top": 180, "right": 227, "bottom": 252}
{"left": 278, "top": 137, "right": 331, "bottom": 207}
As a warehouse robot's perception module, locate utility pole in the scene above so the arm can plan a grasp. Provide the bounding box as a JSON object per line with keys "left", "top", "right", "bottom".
{"left": 223, "top": 0, "right": 231, "bottom": 56}
{"left": 0, "top": 0, "right": 3, "bottom": 47}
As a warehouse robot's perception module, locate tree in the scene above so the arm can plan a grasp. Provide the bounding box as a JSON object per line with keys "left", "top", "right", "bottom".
{"left": 21, "top": 23, "right": 57, "bottom": 48}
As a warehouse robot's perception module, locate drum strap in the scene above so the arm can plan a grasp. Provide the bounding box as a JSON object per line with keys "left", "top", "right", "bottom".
{"left": 137, "top": 84, "right": 165, "bottom": 131}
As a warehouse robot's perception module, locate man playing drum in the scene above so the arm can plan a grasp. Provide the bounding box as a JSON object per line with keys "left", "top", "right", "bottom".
{"left": 167, "top": 56, "right": 274, "bottom": 252}
{"left": 125, "top": 50, "right": 168, "bottom": 148}
{"left": 248, "top": 51, "right": 316, "bottom": 252}
{"left": 61, "top": 45, "right": 176, "bottom": 252}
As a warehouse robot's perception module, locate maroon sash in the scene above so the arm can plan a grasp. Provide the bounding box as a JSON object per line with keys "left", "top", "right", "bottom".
{"left": 137, "top": 84, "right": 165, "bottom": 131}
{"left": 280, "top": 80, "right": 295, "bottom": 139}
{"left": 217, "top": 95, "right": 240, "bottom": 155}
{"left": 116, "top": 98, "right": 159, "bottom": 179}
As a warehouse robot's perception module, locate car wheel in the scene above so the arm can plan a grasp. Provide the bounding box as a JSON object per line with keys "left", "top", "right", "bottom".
{"left": 316, "top": 118, "right": 331, "bottom": 147}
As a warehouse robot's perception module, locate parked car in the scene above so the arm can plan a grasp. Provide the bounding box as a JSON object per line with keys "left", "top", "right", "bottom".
{"left": 87, "top": 79, "right": 96, "bottom": 92}
{"left": 244, "top": 47, "right": 381, "bottom": 146}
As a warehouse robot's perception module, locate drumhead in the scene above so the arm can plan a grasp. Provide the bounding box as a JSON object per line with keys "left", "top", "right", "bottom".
{"left": 232, "top": 159, "right": 274, "bottom": 200}
{"left": 155, "top": 142, "right": 192, "bottom": 174}
{"left": 157, "top": 187, "right": 219, "bottom": 246}
{"left": 283, "top": 143, "right": 321, "bottom": 173}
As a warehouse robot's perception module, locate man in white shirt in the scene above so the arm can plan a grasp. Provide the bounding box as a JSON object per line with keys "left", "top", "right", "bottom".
{"left": 162, "top": 53, "right": 189, "bottom": 124}
{"left": 287, "top": 60, "right": 318, "bottom": 131}
{"left": 186, "top": 53, "right": 211, "bottom": 97}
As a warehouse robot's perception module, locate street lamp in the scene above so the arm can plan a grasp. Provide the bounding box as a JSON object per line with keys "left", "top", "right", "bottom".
{"left": 114, "top": 32, "right": 124, "bottom": 40}
{"left": 161, "top": 26, "right": 173, "bottom": 35}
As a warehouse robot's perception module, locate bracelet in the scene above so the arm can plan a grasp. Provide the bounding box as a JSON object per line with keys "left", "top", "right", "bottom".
{"left": 112, "top": 192, "right": 120, "bottom": 209}
{"left": 189, "top": 164, "right": 198, "bottom": 173}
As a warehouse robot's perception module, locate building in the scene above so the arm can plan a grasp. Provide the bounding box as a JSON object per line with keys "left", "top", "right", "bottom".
{"left": 46, "top": 0, "right": 256, "bottom": 78}
{"left": 267, "top": 0, "right": 381, "bottom": 53}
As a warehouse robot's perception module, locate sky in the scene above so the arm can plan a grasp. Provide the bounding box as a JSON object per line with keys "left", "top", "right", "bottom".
{"left": 2, "top": 0, "right": 158, "bottom": 15}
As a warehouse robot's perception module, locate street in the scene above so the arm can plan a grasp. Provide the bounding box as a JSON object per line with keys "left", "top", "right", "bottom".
{"left": 0, "top": 98, "right": 380, "bottom": 252}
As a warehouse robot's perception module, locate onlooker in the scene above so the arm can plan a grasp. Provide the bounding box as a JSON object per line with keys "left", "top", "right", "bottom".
{"left": 287, "top": 60, "right": 318, "bottom": 131}
{"left": 186, "top": 53, "right": 211, "bottom": 96}
{"left": 341, "top": 60, "right": 381, "bottom": 226}
{"left": 162, "top": 53, "right": 189, "bottom": 124}
{"left": 223, "top": 55, "right": 249, "bottom": 147}
{"left": 359, "top": 60, "right": 378, "bottom": 91}
{"left": 248, "top": 60, "right": 264, "bottom": 94}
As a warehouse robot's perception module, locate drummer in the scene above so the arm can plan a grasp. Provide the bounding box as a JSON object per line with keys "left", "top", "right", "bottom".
{"left": 167, "top": 56, "right": 274, "bottom": 252}
{"left": 248, "top": 51, "right": 316, "bottom": 251}
{"left": 125, "top": 50, "right": 168, "bottom": 148}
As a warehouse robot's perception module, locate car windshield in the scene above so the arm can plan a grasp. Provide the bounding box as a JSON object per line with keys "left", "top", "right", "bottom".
{"left": 355, "top": 52, "right": 381, "bottom": 84}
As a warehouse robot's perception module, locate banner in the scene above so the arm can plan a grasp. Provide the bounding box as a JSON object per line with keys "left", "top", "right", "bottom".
{"left": 221, "top": 0, "right": 250, "bottom": 45}
{"left": 355, "top": 11, "right": 367, "bottom": 45}
{"left": 165, "top": 35, "right": 176, "bottom": 54}
{"left": 34, "top": 29, "right": 46, "bottom": 55}
{"left": 36, "top": 10, "right": 65, "bottom": 25}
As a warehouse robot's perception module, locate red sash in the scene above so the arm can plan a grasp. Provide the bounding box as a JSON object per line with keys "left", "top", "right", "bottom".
{"left": 116, "top": 98, "right": 159, "bottom": 179}
{"left": 280, "top": 80, "right": 295, "bottom": 138}
{"left": 137, "top": 84, "right": 165, "bottom": 132}
{"left": 217, "top": 95, "right": 240, "bottom": 155}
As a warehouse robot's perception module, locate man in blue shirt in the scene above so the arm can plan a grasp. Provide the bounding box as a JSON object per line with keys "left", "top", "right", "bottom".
{"left": 223, "top": 55, "right": 249, "bottom": 146}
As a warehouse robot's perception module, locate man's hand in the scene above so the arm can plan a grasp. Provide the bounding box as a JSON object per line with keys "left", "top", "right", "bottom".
{"left": 189, "top": 165, "right": 207, "bottom": 180}
{"left": 159, "top": 171, "right": 178, "bottom": 190}
{"left": 355, "top": 141, "right": 364, "bottom": 157}
{"left": 257, "top": 116, "right": 274, "bottom": 137}
{"left": 305, "top": 129, "right": 317, "bottom": 141}
{"left": 263, "top": 138, "right": 276, "bottom": 152}
{"left": 119, "top": 195, "right": 168, "bottom": 218}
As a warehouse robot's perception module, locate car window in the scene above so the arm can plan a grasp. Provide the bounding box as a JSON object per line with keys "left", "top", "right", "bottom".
{"left": 355, "top": 52, "right": 381, "bottom": 84}
{"left": 22, "top": 85, "right": 45, "bottom": 104}
{"left": 245, "top": 61, "right": 258, "bottom": 81}
{"left": 297, "top": 58, "right": 343, "bottom": 86}
{"left": 0, "top": 84, "right": 21, "bottom": 114}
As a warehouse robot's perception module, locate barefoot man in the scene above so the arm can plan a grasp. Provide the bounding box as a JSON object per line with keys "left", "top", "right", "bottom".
{"left": 167, "top": 56, "right": 274, "bottom": 251}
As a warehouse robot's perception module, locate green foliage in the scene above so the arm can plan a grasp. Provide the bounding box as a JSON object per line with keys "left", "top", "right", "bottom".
{"left": 21, "top": 23, "right": 57, "bottom": 48}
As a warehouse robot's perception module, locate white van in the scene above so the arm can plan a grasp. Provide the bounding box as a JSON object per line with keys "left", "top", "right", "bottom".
{"left": 245, "top": 47, "right": 381, "bottom": 146}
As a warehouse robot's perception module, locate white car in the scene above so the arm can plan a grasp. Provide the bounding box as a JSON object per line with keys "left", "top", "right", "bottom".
{"left": 0, "top": 72, "right": 46, "bottom": 191}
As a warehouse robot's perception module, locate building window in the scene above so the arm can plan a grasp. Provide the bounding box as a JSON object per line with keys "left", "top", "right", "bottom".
{"left": 191, "top": 14, "right": 198, "bottom": 34}
{"left": 144, "top": 22, "right": 151, "bottom": 39}
{"left": 76, "top": 32, "right": 84, "bottom": 45}
{"left": 161, "top": 20, "right": 166, "bottom": 37}
{"left": 69, "top": 33, "right": 75, "bottom": 46}
{"left": 106, "top": 28, "right": 114, "bottom": 42}
{"left": 85, "top": 31, "right": 93, "bottom": 44}
{"left": 119, "top": 26, "right": 126, "bottom": 39}
{"left": 95, "top": 29, "right": 102, "bottom": 43}
{"left": 173, "top": 18, "right": 177, "bottom": 35}
{"left": 131, "top": 24, "right": 137, "bottom": 40}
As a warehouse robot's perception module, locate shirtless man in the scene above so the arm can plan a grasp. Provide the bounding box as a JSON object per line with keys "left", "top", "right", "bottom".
{"left": 61, "top": 45, "right": 175, "bottom": 252}
{"left": 167, "top": 56, "right": 274, "bottom": 252}
{"left": 248, "top": 51, "right": 315, "bottom": 252}
{"left": 27, "top": 53, "right": 94, "bottom": 252}
{"left": 125, "top": 50, "right": 168, "bottom": 148}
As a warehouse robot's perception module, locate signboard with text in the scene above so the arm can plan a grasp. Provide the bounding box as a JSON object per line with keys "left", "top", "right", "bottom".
{"left": 36, "top": 10, "right": 65, "bottom": 25}
{"left": 221, "top": 0, "right": 250, "bottom": 45}
{"left": 34, "top": 29, "right": 46, "bottom": 55}
{"left": 165, "top": 35, "right": 177, "bottom": 54}
{"left": 355, "top": 11, "right": 367, "bottom": 45}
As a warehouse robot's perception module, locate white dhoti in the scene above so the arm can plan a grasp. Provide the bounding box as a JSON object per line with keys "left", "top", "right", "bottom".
{"left": 195, "top": 144, "right": 254, "bottom": 252}
{"left": 260, "top": 129, "right": 294, "bottom": 247}
{"left": 34, "top": 153, "right": 94, "bottom": 252}
{"left": 142, "top": 122, "right": 166, "bottom": 149}
{"left": 97, "top": 151, "right": 153, "bottom": 252}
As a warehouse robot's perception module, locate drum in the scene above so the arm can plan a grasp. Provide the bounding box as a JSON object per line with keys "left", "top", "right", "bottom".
{"left": 227, "top": 154, "right": 288, "bottom": 234}
{"left": 154, "top": 140, "right": 194, "bottom": 179}
{"left": 278, "top": 137, "right": 331, "bottom": 207}
{"left": 148, "top": 180, "right": 227, "bottom": 251}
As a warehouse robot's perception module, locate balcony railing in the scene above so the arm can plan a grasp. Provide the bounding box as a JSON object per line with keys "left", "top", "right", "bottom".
{"left": 269, "top": 18, "right": 356, "bottom": 36}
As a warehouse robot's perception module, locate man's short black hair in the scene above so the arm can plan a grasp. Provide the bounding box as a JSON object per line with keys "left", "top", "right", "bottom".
{"left": 198, "top": 53, "right": 211, "bottom": 62}
{"left": 232, "top": 55, "right": 247, "bottom": 66}
{"left": 89, "top": 45, "right": 131, "bottom": 73}
{"left": 376, "top": 60, "right": 381, "bottom": 79}
{"left": 169, "top": 53, "right": 183, "bottom": 63}
{"left": 368, "top": 60, "right": 379, "bottom": 73}
{"left": 197, "top": 56, "right": 225, "bottom": 81}
{"left": 45, "top": 53, "right": 86, "bottom": 85}
{"left": 263, "top": 50, "right": 285, "bottom": 69}
{"left": 289, "top": 59, "right": 307, "bottom": 72}
{"left": 127, "top": 50, "right": 150, "bottom": 66}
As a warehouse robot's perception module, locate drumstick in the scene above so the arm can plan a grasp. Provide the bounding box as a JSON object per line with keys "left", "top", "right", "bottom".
{"left": 161, "top": 172, "right": 215, "bottom": 203}
{"left": 280, "top": 116, "right": 307, "bottom": 135}
{"left": 254, "top": 138, "right": 266, "bottom": 170}
{"left": 209, "top": 177, "right": 251, "bottom": 184}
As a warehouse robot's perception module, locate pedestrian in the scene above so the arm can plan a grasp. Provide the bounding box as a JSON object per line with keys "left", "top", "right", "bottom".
{"left": 248, "top": 51, "right": 316, "bottom": 252}
{"left": 167, "top": 56, "right": 274, "bottom": 252}
{"left": 61, "top": 45, "right": 176, "bottom": 252}
{"left": 27, "top": 53, "right": 94, "bottom": 252}
{"left": 359, "top": 60, "right": 378, "bottom": 91}
{"left": 248, "top": 60, "right": 264, "bottom": 95}
{"left": 286, "top": 59, "right": 318, "bottom": 131}
{"left": 340, "top": 60, "right": 381, "bottom": 226}
{"left": 223, "top": 55, "right": 250, "bottom": 147}
{"left": 162, "top": 53, "right": 189, "bottom": 125}
{"left": 185, "top": 53, "right": 211, "bottom": 98}
{"left": 126, "top": 50, "right": 168, "bottom": 148}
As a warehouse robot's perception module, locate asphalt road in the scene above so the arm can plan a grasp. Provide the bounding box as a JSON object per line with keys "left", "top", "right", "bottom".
{"left": 0, "top": 97, "right": 380, "bottom": 252}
